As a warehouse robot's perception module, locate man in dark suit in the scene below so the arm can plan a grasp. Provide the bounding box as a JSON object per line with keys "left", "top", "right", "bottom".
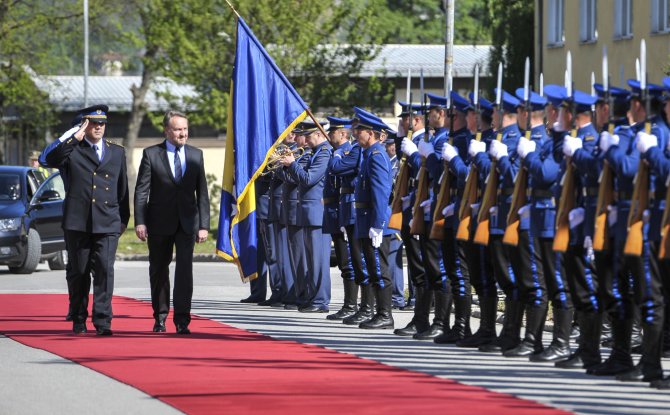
{"left": 134, "top": 110, "right": 210, "bottom": 334}
{"left": 44, "top": 104, "right": 130, "bottom": 336}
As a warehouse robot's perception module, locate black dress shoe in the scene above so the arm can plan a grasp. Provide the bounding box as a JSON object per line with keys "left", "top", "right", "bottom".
{"left": 359, "top": 314, "right": 394, "bottom": 329}
{"left": 586, "top": 357, "right": 634, "bottom": 376}
{"left": 72, "top": 322, "right": 87, "bottom": 334}
{"left": 240, "top": 296, "right": 264, "bottom": 303}
{"left": 503, "top": 341, "right": 541, "bottom": 358}
{"left": 615, "top": 366, "right": 663, "bottom": 382}
{"left": 326, "top": 307, "right": 357, "bottom": 321}
{"left": 270, "top": 301, "right": 285, "bottom": 308}
{"left": 529, "top": 344, "right": 571, "bottom": 362}
{"left": 65, "top": 312, "right": 73, "bottom": 322}
{"left": 153, "top": 320, "right": 166, "bottom": 333}
{"left": 95, "top": 327, "right": 113, "bottom": 336}
{"left": 393, "top": 322, "right": 418, "bottom": 337}
{"left": 176, "top": 324, "right": 191, "bottom": 335}
{"left": 299, "top": 305, "right": 329, "bottom": 313}
{"left": 283, "top": 304, "right": 299, "bottom": 310}
{"left": 651, "top": 377, "right": 670, "bottom": 389}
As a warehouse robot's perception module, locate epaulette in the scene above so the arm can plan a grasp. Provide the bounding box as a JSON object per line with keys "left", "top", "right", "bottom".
{"left": 344, "top": 151, "right": 350, "bottom": 155}
{"left": 584, "top": 136, "right": 595, "bottom": 142}
{"left": 372, "top": 150, "right": 381, "bottom": 155}
{"left": 106, "top": 139, "right": 125, "bottom": 148}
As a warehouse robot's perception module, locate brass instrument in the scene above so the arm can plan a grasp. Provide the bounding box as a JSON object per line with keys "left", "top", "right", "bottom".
{"left": 261, "top": 144, "right": 304, "bottom": 175}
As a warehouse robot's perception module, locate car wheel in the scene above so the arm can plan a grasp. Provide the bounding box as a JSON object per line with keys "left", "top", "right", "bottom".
{"left": 9, "top": 229, "right": 42, "bottom": 274}
{"left": 48, "top": 250, "right": 67, "bottom": 271}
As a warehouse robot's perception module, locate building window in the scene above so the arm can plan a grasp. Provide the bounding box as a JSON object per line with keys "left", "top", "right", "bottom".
{"left": 614, "top": 0, "right": 632, "bottom": 39}
{"left": 580, "top": 0, "right": 597, "bottom": 42}
{"left": 651, "top": 0, "right": 670, "bottom": 33}
{"left": 547, "top": 0, "right": 564, "bottom": 46}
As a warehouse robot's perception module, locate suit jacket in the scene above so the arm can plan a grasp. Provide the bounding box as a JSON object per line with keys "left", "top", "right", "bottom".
{"left": 44, "top": 136, "right": 130, "bottom": 234}
{"left": 134, "top": 141, "right": 210, "bottom": 235}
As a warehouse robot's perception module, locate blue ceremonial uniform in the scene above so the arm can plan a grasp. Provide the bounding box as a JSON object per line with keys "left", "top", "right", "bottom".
{"left": 387, "top": 154, "right": 406, "bottom": 307}
{"left": 286, "top": 141, "right": 333, "bottom": 310}
{"left": 269, "top": 164, "right": 292, "bottom": 305}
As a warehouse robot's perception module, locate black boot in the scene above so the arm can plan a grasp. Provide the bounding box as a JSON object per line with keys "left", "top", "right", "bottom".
{"left": 587, "top": 318, "right": 634, "bottom": 376}
{"left": 616, "top": 320, "right": 664, "bottom": 382}
{"left": 530, "top": 307, "right": 572, "bottom": 362}
{"left": 394, "top": 286, "right": 432, "bottom": 336}
{"left": 504, "top": 305, "right": 547, "bottom": 357}
{"left": 480, "top": 299, "right": 524, "bottom": 353}
{"left": 458, "top": 295, "right": 498, "bottom": 348}
{"left": 343, "top": 284, "right": 374, "bottom": 325}
{"left": 631, "top": 310, "right": 643, "bottom": 353}
{"left": 360, "top": 285, "right": 394, "bottom": 329}
{"left": 327, "top": 279, "right": 359, "bottom": 320}
{"left": 416, "top": 290, "right": 452, "bottom": 340}
{"left": 434, "top": 294, "right": 471, "bottom": 343}
{"left": 557, "top": 312, "right": 602, "bottom": 369}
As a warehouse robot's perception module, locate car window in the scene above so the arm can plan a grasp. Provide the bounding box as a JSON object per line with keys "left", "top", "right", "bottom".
{"left": 33, "top": 173, "right": 66, "bottom": 202}
{"left": 0, "top": 174, "right": 21, "bottom": 202}
{"left": 27, "top": 171, "right": 42, "bottom": 199}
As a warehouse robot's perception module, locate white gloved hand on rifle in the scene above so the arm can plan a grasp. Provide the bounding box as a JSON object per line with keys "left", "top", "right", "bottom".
{"left": 401, "top": 138, "right": 418, "bottom": 156}
{"left": 442, "top": 143, "right": 458, "bottom": 162}
{"left": 516, "top": 137, "right": 536, "bottom": 159}
{"left": 369, "top": 227, "right": 383, "bottom": 248}
{"left": 418, "top": 140, "right": 435, "bottom": 158}
{"left": 420, "top": 199, "right": 432, "bottom": 215}
{"left": 562, "top": 136, "right": 582, "bottom": 157}
{"left": 635, "top": 131, "right": 658, "bottom": 155}
{"left": 599, "top": 131, "right": 620, "bottom": 153}
{"left": 569, "top": 207, "right": 585, "bottom": 229}
{"left": 488, "top": 140, "right": 508, "bottom": 161}
{"left": 468, "top": 139, "right": 486, "bottom": 158}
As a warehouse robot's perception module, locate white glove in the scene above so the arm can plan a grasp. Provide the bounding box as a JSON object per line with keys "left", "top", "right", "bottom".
{"left": 420, "top": 199, "right": 432, "bottom": 215}
{"left": 562, "top": 136, "right": 582, "bottom": 157}
{"left": 635, "top": 131, "right": 658, "bottom": 154}
{"left": 607, "top": 205, "right": 618, "bottom": 227}
{"left": 418, "top": 140, "right": 435, "bottom": 158}
{"left": 518, "top": 204, "right": 531, "bottom": 219}
{"left": 396, "top": 120, "right": 406, "bottom": 138}
{"left": 468, "top": 139, "right": 486, "bottom": 157}
{"left": 401, "top": 195, "right": 411, "bottom": 210}
{"left": 599, "top": 131, "right": 620, "bottom": 153}
{"left": 489, "top": 140, "right": 508, "bottom": 160}
{"left": 401, "top": 138, "right": 418, "bottom": 156}
{"left": 369, "top": 227, "right": 383, "bottom": 248}
{"left": 471, "top": 203, "right": 481, "bottom": 216}
{"left": 584, "top": 235, "right": 593, "bottom": 250}
{"left": 442, "top": 203, "right": 455, "bottom": 217}
{"left": 340, "top": 226, "right": 348, "bottom": 241}
{"left": 489, "top": 206, "right": 498, "bottom": 216}
{"left": 516, "top": 137, "right": 536, "bottom": 159}
{"left": 442, "top": 143, "right": 458, "bottom": 161}
{"left": 57, "top": 125, "right": 82, "bottom": 142}
{"left": 568, "top": 207, "right": 585, "bottom": 229}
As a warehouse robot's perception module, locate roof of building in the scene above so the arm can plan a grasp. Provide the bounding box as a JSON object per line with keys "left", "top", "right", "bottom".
{"left": 33, "top": 76, "right": 197, "bottom": 112}
{"left": 359, "top": 44, "right": 492, "bottom": 78}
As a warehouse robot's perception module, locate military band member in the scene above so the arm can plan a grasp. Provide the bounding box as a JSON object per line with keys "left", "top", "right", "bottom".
{"left": 352, "top": 113, "right": 395, "bottom": 329}
{"left": 324, "top": 116, "right": 360, "bottom": 320}
{"left": 44, "top": 105, "right": 130, "bottom": 335}
{"left": 434, "top": 92, "right": 477, "bottom": 344}
{"left": 280, "top": 121, "right": 333, "bottom": 313}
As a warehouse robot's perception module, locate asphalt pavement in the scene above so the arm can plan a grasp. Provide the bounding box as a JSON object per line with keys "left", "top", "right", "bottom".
{"left": 1, "top": 261, "right": 670, "bottom": 415}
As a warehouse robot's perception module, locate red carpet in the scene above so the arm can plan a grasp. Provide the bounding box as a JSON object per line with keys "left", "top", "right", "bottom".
{"left": 0, "top": 294, "right": 571, "bottom": 414}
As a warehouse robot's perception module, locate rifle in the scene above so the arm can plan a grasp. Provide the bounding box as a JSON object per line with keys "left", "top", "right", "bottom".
{"left": 593, "top": 46, "right": 615, "bottom": 252}
{"left": 659, "top": 177, "right": 670, "bottom": 259}
{"left": 389, "top": 69, "right": 413, "bottom": 230}
{"left": 409, "top": 69, "right": 429, "bottom": 236}
{"left": 455, "top": 63, "right": 481, "bottom": 241}
{"left": 624, "top": 39, "right": 650, "bottom": 256}
{"left": 473, "top": 62, "right": 504, "bottom": 246}
{"left": 553, "top": 52, "right": 578, "bottom": 253}
{"left": 503, "top": 57, "right": 532, "bottom": 246}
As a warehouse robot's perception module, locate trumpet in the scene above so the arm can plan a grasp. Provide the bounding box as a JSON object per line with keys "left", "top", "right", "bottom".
{"left": 261, "top": 144, "right": 305, "bottom": 175}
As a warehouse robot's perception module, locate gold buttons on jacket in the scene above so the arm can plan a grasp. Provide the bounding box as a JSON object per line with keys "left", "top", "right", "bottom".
{"left": 92, "top": 199, "right": 96, "bottom": 203}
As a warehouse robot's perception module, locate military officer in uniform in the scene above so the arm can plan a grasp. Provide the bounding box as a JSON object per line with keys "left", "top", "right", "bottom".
{"left": 352, "top": 113, "right": 395, "bottom": 329}
{"left": 280, "top": 120, "right": 333, "bottom": 312}
{"left": 44, "top": 105, "right": 130, "bottom": 335}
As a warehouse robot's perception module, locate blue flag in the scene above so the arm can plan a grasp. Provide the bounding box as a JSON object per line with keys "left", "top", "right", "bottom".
{"left": 217, "top": 17, "right": 308, "bottom": 281}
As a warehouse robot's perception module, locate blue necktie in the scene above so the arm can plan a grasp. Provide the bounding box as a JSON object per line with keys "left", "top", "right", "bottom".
{"left": 174, "top": 147, "right": 183, "bottom": 182}
{"left": 93, "top": 144, "right": 101, "bottom": 161}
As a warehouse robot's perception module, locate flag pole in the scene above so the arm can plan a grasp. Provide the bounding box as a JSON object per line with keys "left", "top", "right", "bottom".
{"left": 224, "top": 0, "right": 241, "bottom": 17}
{"left": 306, "top": 108, "right": 329, "bottom": 138}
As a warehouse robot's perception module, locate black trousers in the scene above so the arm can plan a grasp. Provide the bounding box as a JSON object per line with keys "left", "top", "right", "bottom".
{"left": 345, "top": 224, "right": 368, "bottom": 285}
{"left": 627, "top": 241, "right": 665, "bottom": 329}
{"left": 563, "top": 243, "right": 597, "bottom": 312}
{"left": 532, "top": 236, "right": 572, "bottom": 309}
{"left": 147, "top": 227, "right": 196, "bottom": 326}
{"left": 466, "top": 239, "right": 497, "bottom": 299}
{"left": 488, "top": 234, "right": 519, "bottom": 301}
{"left": 258, "top": 219, "right": 281, "bottom": 299}
{"left": 65, "top": 230, "right": 119, "bottom": 329}
{"left": 400, "top": 223, "right": 426, "bottom": 287}
{"left": 359, "top": 236, "right": 391, "bottom": 289}
{"left": 441, "top": 227, "right": 470, "bottom": 296}
{"left": 332, "top": 232, "right": 355, "bottom": 281}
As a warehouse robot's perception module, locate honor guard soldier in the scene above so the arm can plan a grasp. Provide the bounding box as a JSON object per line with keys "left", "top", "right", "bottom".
{"left": 248, "top": 161, "right": 271, "bottom": 304}
{"left": 324, "top": 116, "right": 360, "bottom": 320}
{"left": 515, "top": 87, "right": 574, "bottom": 362}
{"left": 401, "top": 93, "right": 453, "bottom": 341}
{"left": 386, "top": 138, "right": 407, "bottom": 309}
{"left": 648, "top": 77, "right": 670, "bottom": 389}
{"left": 44, "top": 105, "right": 130, "bottom": 335}
{"left": 352, "top": 113, "right": 395, "bottom": 329}
{"left": 394, "top": 102, "right": 431, "bottom": 337}
{"left": 471, "top": 90, "right": 525, "bottom": 355}
{"left": 434, "top": 92, "right": 476, "bottom": 344}
{"left": 280, "top": 120, "right": 333, "bottom": 313}
{"left": 277, "top": 129, "right": 311, "bottom": 309}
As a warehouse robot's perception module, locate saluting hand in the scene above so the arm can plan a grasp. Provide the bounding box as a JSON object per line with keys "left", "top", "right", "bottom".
{"left": 73, "top": 119, "right": 89, "bottom": 141}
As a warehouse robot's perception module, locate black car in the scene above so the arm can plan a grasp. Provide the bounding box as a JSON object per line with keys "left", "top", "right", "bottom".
{"left": 0, "top": 166, "right": 67, "bottom": 274}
